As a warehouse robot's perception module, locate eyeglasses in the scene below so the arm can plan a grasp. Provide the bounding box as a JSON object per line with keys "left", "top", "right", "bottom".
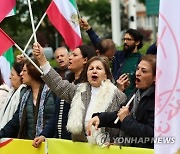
{"left": 122, "top": 38, "right": 134, "bottom": 42}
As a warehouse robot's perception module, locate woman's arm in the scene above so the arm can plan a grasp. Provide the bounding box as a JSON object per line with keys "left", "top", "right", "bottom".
{"left": 33, "top": 42, "right": 77, "bottom": 102}
{"left": 98, "top": 111, "right": 121, "bottom": 128}
{"left": 42, "top": 68, "right": 77, "bottom": 102}
{"left": 79, "top": 18, "right": 100, "bottom": 47}
{"left": 120, "top": 109, "right": 154, "bottom": 137}
{"left": 0, "top": 107, "right": 20, "bottom": 138}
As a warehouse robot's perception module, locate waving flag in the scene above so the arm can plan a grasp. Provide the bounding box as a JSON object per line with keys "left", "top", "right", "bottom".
{"left": 0, "top": 29, "right": 15, "bottom": 86}
{"left": 6, "top": 7, "right": 16, "bottom": 17}
{"left": 46, "top": 0, "right": 82, "bottom": 50}
{"left": 3, "top": 47, "right": 14, "bottom": 69}
{"left": 155, "top": 0, "right": 180, "bottom": 153}
{"left": 0, "top": 0, "right": 16, "bottom": 22}
{"left": 1, "top": 48, "right": 14, "bottom": 86}
{"left": 0, "top": 28, "right": 15, "bottom": 56}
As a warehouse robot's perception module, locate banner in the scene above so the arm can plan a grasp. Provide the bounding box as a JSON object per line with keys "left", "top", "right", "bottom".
{"left": 0, "top": 138, "right": 45, "bottom": 154}
{"left": 155, "top": 0, "right": 180, "bottom": 153}
{"left": 47, "top": 138, "right": 154, "bottom": 154}
{"left": 0, "top": 138, "right": 154, "bottom": 154}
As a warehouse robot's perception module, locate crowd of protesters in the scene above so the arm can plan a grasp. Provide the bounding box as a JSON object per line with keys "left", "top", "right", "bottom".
{"left": 0, "top": 18, "right": 157, "bottom": 149}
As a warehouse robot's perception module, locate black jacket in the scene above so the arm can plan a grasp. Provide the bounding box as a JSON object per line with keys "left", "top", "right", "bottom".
{"left": 86, "top": 28, "right": 142, "bottom": 80}
{"left": 40, "top": 97, "right": 71, "bottom": 140}
{"left": 95, "top": 85, "right": 155, "bottom": 148}
{"left": 0, "top": 86, "right": 56, "bottom": 139}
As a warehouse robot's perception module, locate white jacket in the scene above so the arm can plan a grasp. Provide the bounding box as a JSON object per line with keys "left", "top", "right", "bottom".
{"left": 0, "top": 84, "right": 10, "bottom": 111}
{"left": 0, "top": 84, "right": 26, "bottom": 129}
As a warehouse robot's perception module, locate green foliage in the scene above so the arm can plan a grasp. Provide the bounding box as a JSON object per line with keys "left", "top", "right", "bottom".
{"left": 0, "top": 0, "right": 128, "bottom": 51}
{"left": 0, "top": 0, "right": 56, "bottom": 49}
{"left": 78, "top": 0, "right": 111, "bottom": 29}
{"left": 139, "top": 42, "right": 151, "bottom": 55}
{"left": 49, "top": 59, "right": 57, "bottom": 68}
{"left": 77, "top": 0, "right": 128, "bottom": 43}
{"left": 14, "top": 49, "right": 22, "bottom": 58}
{"left": 138, "top": 0, "right": 145, "bottom": 4}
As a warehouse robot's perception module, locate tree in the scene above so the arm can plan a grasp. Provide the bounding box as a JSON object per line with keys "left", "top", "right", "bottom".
{"left": 78, "top": 0, "right": 128, "bottom": 43}
{"left": 0, "top": 0, "right": 57, "bottom": 49}
{"left": 138, "top": 0, "right": 145, "bottom": 4}
{"left": 0, "top": 0, "right": 128, "bottom": 49}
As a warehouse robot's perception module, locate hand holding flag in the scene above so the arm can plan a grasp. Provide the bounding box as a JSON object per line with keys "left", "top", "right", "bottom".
{"left": 114, "top": 94, "right": 135, "bottom": 124}
{"left": 33, "top": 42, "right": 48, "bottom": 67}
{"left": 0, "top": 28, "right": 43, "bottom": 74}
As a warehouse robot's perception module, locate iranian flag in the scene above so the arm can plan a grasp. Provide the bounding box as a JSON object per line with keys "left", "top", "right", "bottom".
{"left": 155, "top": 0, "right": 180, "bottom": 153}
{"left": 0, "top": 0, "right": 16, "bottom": 22}
{"left": 0, "top": 28, "right": 15, "bottom": 56}
{"left": 46, "top": 0, "right": 82, "bottom": 50}
{"left": 0, "top": 28, "right": 15, "bottom": 86}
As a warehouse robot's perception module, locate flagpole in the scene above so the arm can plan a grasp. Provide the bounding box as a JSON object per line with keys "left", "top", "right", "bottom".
{"left": 74, "top": 0, "right": 81, "bottom": 19}
{"left": 23, "top": 12, "right": 47, "bottom": 53}
{"left": 14, "top": 43, "right": 43, "bottom": 74}
{"left": 76, "top": 6, "right": 81, "bottom": 19}
{"left": 114, "top": 94, "right": 135, "bottom": 124}
{"left": 27, "top": 0, "right": 37, "bottom": 42}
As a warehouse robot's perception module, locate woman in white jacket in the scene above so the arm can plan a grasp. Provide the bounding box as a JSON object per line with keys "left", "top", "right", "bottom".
{"left": 0, "top": 69, "right": 10, "bottom": 111}
{"left": 0, "top": 62, "right": 25, "bottom": 129}
{"left": 33, "top": 43, "right": 127, "bottom": 147}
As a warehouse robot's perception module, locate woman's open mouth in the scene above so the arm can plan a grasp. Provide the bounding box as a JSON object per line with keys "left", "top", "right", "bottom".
{"left": 135, "top": 78, "right": 141, "bottom": 84}
{"left": 92, "top": 75, "right": 98, "bottom": 81}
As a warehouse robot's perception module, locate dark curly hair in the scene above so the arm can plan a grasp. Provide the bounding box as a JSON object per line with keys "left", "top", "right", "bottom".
{"left": 125, "top": 28, "right": 143, "bottom": 49}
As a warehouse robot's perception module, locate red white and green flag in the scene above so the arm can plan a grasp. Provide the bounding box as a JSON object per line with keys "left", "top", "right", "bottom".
{"left": 0, "top": 0, "right": 16, "bottom": 22}
{"left": 0, "top": 28, "right": 15, "bottom": 56}
{"left": 0, "top": 48, "right": 14, "bottom": 86}
{"left": 6, "top": 7, "right": 16, "bottom": 17}
{"left": 46, "top": 0, "right": 82, "bottom": 50}
{"left": 0, "top": 28, "right": 15, "bottom": 86}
